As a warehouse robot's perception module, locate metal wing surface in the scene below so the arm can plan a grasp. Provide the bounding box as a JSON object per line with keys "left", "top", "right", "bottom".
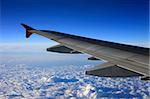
{"left": 21, "top": 24, "right": 150, "bottom": 79}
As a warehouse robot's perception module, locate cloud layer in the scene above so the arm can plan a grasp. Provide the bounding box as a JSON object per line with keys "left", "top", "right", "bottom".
{"left": 0, "top": 64, "right": 149, "bottom": 98}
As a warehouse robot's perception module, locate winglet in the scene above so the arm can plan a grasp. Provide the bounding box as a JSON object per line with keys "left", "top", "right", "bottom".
{"left": 21, "top": 23, "right": 35, "bottom": 38}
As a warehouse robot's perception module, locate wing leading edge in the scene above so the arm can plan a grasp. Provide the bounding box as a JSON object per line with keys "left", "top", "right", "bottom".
{"left": 21, "top": 24, "right": 150, "bottom": 80}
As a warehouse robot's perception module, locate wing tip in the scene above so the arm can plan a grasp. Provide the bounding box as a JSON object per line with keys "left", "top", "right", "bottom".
{"left": 21, "top": 23, "right": 35, "bottom": 38}
{"left": 21, "top": 23, "right": 34, "bottom": 30}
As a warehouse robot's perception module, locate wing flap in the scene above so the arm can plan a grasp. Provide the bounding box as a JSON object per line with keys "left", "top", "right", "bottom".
{"left": 47, "top": 44, "right": 82, "bottom": 54}
{"left": 86, "top": 62, "right": 143, "bottom": 77}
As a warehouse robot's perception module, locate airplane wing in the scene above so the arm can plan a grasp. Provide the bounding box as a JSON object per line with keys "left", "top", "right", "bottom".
{"left": 21, "top": 24, "right": 150, "bottom": 80}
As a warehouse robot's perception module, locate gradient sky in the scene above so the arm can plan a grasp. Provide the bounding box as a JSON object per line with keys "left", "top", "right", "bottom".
{"left": 1, "top": 0, "right": 149, "bottom": 47}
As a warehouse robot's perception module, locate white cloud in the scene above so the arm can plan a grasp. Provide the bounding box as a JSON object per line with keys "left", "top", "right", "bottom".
{"left": 0, "top": 64, "right": 149, "bottom": 98}
{"left": 0, "top": 42, "right": 58, "bottom": 52}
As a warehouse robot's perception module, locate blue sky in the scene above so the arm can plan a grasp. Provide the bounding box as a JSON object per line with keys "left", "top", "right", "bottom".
{"left": 1, "top": 0, "right": 149, "bottom": 47}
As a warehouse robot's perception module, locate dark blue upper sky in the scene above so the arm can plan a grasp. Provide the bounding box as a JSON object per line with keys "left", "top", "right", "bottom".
{"left": 1, "top": 0, "right": 149, "bottom": 46}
